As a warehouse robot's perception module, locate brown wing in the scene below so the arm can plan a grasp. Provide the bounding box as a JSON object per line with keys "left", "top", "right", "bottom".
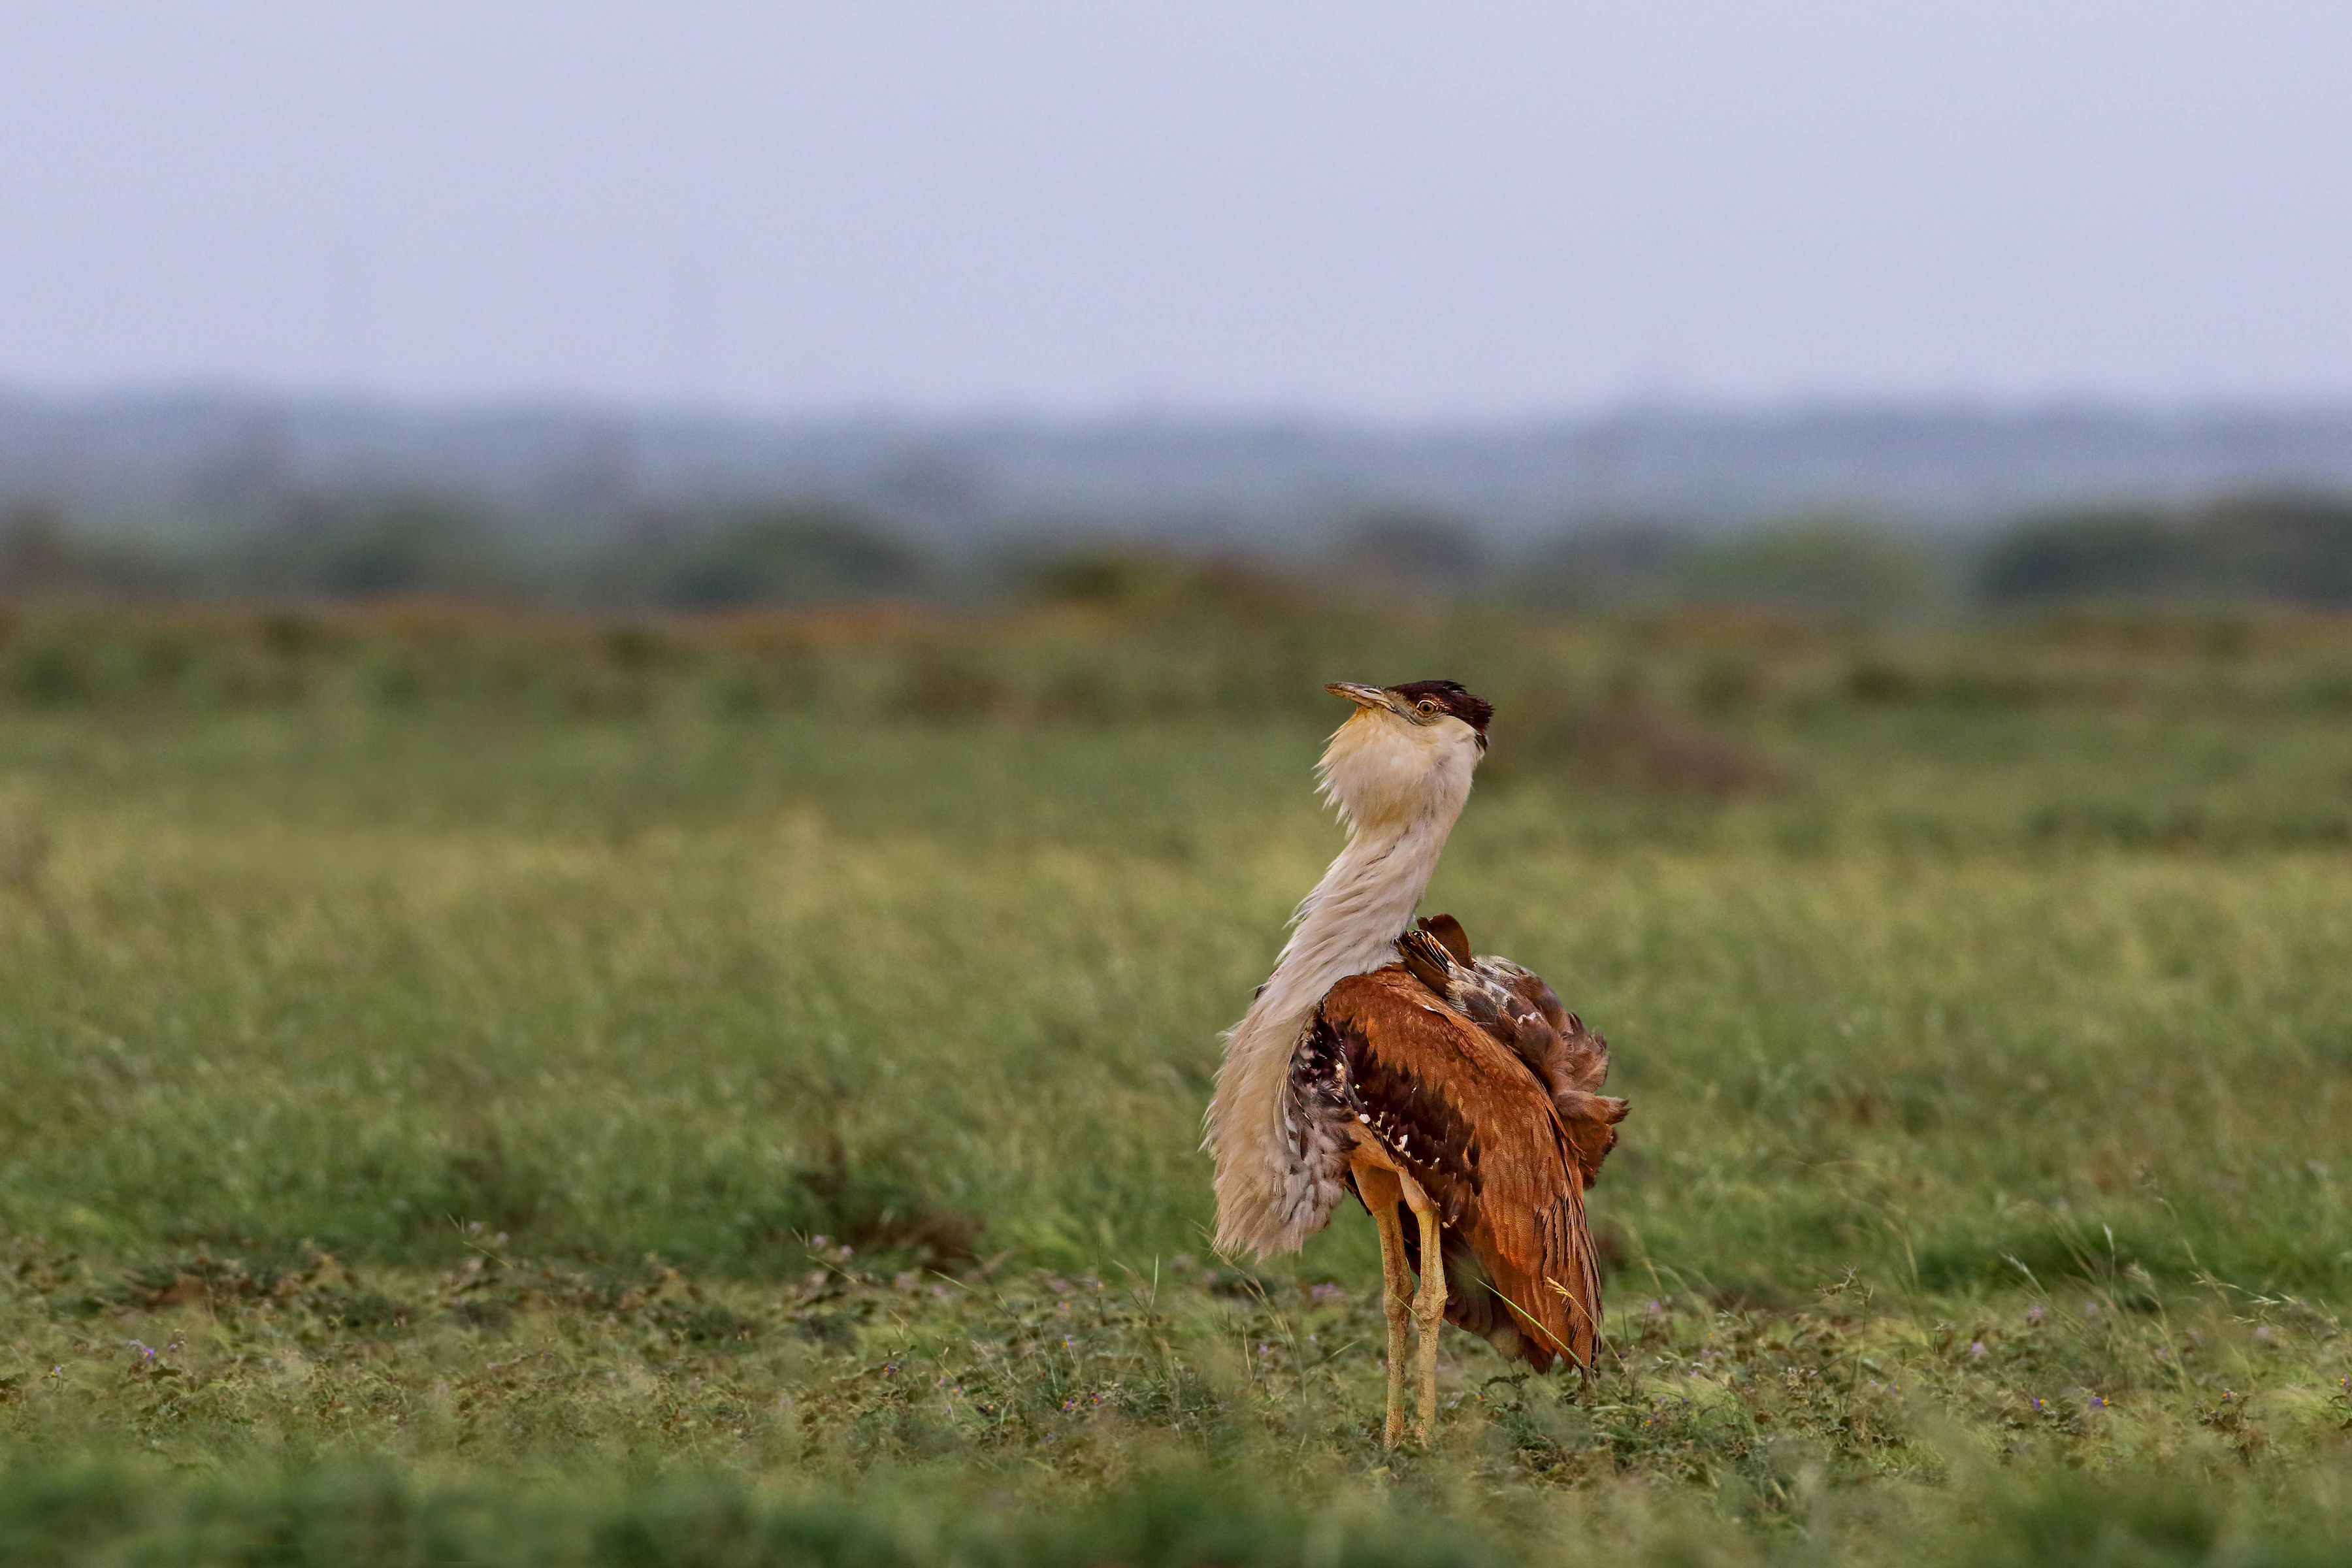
{"left": 1399, "top": 921, "right": 1629, "bottom": 1192}
{"left": 1316, "top": 966, "right": 1606, "bottom": 1373}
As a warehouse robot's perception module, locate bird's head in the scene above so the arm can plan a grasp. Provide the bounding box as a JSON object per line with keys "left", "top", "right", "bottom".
{"left": 1316, "top": 679, "right": 1493, "bottom": 832}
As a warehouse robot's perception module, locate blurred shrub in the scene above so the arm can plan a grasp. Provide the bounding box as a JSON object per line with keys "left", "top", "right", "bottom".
{"left": 0, "top": 500, "right": 74, "bottom": 592}
{"left": 0, "top": 498, "right": 182, "bottom": 597}
{"left": 2195, "top": 488, "right": 2352, "bottom": 605}
{"left": 1027, "top": 543, "right": 1311, "bottom": 625}
{"left": 4, "top": 634, "right": 93, "bottom": 706}
{"left": 1326, "top": 510, "right": 1484, "bottom": 600}
{"left": 1499, "top": 668, "right": 1785, "bottom": 797}
{"left": 247, "top": 492, "right": 510, "bottom": 598}
{"left": 1509, "top": 526, "right": 1688, "bottom": 612}
{"left": 1511, "top": 517, "right": 1938, "bottom": 620}
{"left": 1978, "top": 506, "right": 2198, "bottom": 605}
{"left": 1673, "top": 515, "right": 1941, "bottom": 620}
{"left": 1032, "top": 545, "right": 1216, "bottom": 610}
{"left": 614, "top": 502, "right": 928, "bottom": 609}
{"left": 1978, "top": 489, "right": 2352, "bottom": 608}
{"left": 894, "top": 640, "right": 1004, "bottom": 719}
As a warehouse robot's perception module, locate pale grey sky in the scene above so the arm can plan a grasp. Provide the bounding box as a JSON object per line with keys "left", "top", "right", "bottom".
{"left": 1, "top": 1, "right": 2346, "bottom": 417}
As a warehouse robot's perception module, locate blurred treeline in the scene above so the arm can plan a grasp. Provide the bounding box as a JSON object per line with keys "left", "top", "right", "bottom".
{"left": 6, "top": 485, "right": 2352, "bottom": 617}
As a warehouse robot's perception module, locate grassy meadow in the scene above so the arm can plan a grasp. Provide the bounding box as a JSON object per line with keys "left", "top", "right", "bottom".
{"left": 3, "top": 596, "right": 2352, "bottom": 1564}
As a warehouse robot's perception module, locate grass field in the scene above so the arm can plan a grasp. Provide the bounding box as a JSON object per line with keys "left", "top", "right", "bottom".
{"left": 3, "top": 600, "right": 2351, "bottom": 1564}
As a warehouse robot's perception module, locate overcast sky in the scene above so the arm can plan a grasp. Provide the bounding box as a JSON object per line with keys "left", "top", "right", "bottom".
{"left": 2, "top": 2, "right": 2347, "bottom": 419}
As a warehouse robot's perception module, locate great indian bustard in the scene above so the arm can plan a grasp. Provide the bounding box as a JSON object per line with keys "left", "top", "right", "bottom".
{"left": 1205, "top": 679, "right": 1627, "bottom": 1447}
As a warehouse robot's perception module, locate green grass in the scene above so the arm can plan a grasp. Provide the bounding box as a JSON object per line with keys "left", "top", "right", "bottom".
{"left": 3, "top": 602, "right": 2351, "bottom": 1564}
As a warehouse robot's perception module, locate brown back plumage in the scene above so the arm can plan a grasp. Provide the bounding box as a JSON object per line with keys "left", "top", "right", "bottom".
{"left": 1399, "top": 917, "right": 1627, "bottom": 1190}
{"left": 1317, "top": 966, "right": 1608, "bottom": 1373}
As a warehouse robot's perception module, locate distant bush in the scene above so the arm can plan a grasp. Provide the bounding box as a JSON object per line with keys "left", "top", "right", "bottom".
{"left": 0, "top": 500, "right": 74, "bottom": 593}
{"left": 1673, "top": 515, "right": 1940, "bottom": 619}
{"left": 613, "top": 502, "right": 928, "bottom": 609}
{"left": 2197, "top": 489, "right": 2352, "bottom": 604}
{"left": 1031, "top": 545, "right": 1211, "bottom": 609}
{"left": 246, "top": 492, "right": 511, "bottom": 599}
{"left": 1978, "top": 506, "right": 2200, "bottom": 605}
{"left": 1327, "top": 510, "right": 1484, "bottom": 600}
{"left": 1509, "top": 526, "right": 1690, "bottom": 612}
{"left": 1026, "top": 543, "right": 1313, "bottom": 625}
{"left": 0, "top": 498, "right": 182, "bottom": 596}
{"left": 1509, "top": 517, "right": 1940, "bottom": 619}
{"left": 1979, "top": 489, "right": 2352, "bottom": 607}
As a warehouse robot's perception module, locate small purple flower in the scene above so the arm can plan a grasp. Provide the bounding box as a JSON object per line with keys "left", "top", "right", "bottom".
{"left": 1968, "top": 1341, "right": 1988, "bottom": 1358}
{"left": 2089, "top": 1395, "right": 2108, "bottom": 1409}
{"left": 2026, "top": 1304, "right": 2046, "bottom": 1325}
{"left": 1309, "top": 1282, "right": 1341, "bottom": 1301}
{"left": 2253, "top": 1325, "right": 2273, "bottom": 1343}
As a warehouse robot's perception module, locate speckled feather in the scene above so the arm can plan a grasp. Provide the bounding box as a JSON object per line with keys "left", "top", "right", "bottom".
{"left": 1292, "top": 964, "right": 1611, "bottom": 1373}
{"left": 1397, "top": 920, "right": 1627, "bottom": 1186}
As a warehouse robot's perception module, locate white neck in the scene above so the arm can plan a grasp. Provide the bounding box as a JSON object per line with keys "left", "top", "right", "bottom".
{"left": 1205, "top": 715, "right": 1477, "bottom": 1257}
{"left": 1248, "top": 807, "right": 1458, "bottom": 1029}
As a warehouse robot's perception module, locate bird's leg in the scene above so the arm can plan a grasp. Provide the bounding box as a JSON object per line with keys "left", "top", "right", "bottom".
{"left": 1353, "top": 1160, "right": 1413, "bottom": 1447}
{"left": 1400, "top": 1175, "right": 1447, "bottom": 1443}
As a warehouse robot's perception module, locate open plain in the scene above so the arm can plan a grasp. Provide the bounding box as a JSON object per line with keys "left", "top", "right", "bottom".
{"left": 3, "top": 598, "right": 2351, "bottom": 1564}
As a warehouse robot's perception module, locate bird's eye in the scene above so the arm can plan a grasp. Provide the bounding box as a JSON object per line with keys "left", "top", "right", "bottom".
{"left": 1416, "top": 700, "right": 1437, "bottom": 716}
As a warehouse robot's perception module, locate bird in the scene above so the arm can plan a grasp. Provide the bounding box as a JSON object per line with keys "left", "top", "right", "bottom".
{"left": 1205, "top": 679, "right": 1627, "bottom": 1446}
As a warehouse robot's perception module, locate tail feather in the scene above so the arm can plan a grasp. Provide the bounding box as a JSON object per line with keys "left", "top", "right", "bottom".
{"left": 1476, "top": 1173, "right": 1605, "bottom": 1373}
{"left": 1390, "top": 1166, "right": 1606, "bottom": 1375}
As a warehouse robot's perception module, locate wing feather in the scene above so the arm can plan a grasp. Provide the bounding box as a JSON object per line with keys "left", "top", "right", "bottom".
{"left": 1397, "top": 919, "right": 1630, "bottom": 1190}
{"left": 1318, "top": 966, "right": 1607, "bottom": 1373}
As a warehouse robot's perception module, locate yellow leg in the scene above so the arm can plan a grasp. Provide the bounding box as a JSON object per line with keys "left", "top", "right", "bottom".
{"left": 1403, "top": 1178, "right": 1447, "bottom": 1443}
{"left": 1354, "top": 1162, "right": 1414, "bottom": 1448}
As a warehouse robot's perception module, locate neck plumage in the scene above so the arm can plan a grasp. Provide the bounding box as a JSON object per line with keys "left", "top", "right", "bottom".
{"left": 1250, "top": 806, "right": 1458, "bottom": 1028}
{"left": 1205, "top": 774, "right": 1471, "bottom": 1258}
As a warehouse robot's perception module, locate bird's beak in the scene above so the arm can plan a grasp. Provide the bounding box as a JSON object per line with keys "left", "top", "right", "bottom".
{"left": 1325, "top": 682, "right": 1388, "bottom": 710}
